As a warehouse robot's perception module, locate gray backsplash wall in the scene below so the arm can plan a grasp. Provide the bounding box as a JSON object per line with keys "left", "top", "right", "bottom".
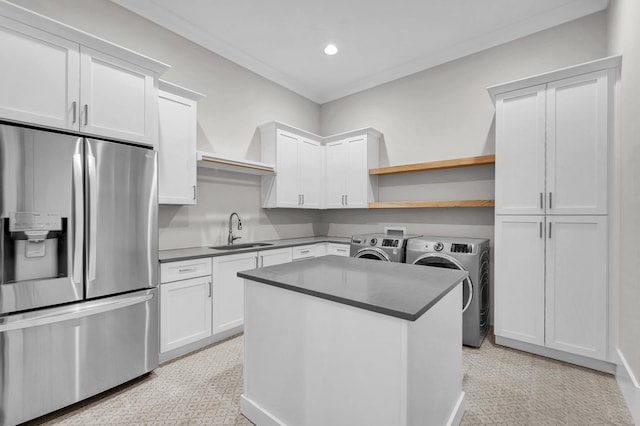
{"left": 159, "top": 169, "right": 322, "bottom": 249}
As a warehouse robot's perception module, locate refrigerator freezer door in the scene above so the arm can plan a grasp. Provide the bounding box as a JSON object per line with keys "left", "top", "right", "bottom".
{"left": 0, "top": 288, "right": 158, "bottom": 426}
{"left": 0, "top": 125, "right": 84, "bottom": 314}
{"left": 85, "top": 139, "right": 158, "bottom": 298}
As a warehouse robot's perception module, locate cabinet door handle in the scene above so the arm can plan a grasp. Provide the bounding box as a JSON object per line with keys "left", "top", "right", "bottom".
{"left": 345, "top": 194, "right": 348, "bottom": 205}
{"left": 539, "top": 192, "right": 543, "bottom": 209}
{"left": 178, "top": 267, "right": 197, "bottom": 273}
{"left": 72, "top": 101, "right": 77, "bottom": 124}
{"left": 337, "top": 248, "right": 347, "bottom": 252}
{"left": 548, "top": 222, "right": 552, "bottom": 239}
{"left": 549, "top": 192, "right": 553, "bottom": 209}
{"left": 300, "top": 249, "right": 310, "bottom": 254}
{"left": 208, "top": 281, "right": 212, "bottom": 298}
{"left": 193, "top": 185, "right": 197, "bottom": 200}
{"left": 84, "top": 104, "right": 89, "bottom": 126}
{"left": 539, "top": 222, "right": 543, "bottom": 239}
{"left": 302, "top": 194, "right": 304, "bottom": 205}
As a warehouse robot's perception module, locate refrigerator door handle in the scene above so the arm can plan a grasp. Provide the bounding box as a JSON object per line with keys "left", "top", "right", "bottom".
{"left": 0, "top": 291, "right": 153, "bottom": 333}
{"left": 72, "top": 145, "right": 84, "bottom": 285}
{"left": 87, "top": 149, "right": 98, "bottom": 283}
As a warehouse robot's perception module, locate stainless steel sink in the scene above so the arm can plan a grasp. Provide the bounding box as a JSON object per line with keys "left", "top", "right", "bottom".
{"left": 209, "top": 242, "right": 274, "bottom": 251}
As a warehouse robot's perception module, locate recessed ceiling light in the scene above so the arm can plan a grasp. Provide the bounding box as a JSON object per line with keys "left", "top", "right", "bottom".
{"left": 324, "top": 44, "right": 338, "bottom": 55}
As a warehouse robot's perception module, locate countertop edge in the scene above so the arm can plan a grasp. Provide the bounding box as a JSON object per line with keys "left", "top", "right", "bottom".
{"left": 238, "top": 266, "right": 466, "bottom": 322}
{"left": 159, "top": 237, "right": 350, "bottom": 263}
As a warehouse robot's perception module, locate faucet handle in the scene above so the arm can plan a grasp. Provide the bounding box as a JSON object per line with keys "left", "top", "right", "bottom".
{"left": 232, "top": 236, "right": 242, "bottom": 242}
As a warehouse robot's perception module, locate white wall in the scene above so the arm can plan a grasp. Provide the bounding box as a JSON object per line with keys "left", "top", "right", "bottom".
{"left": 8, "top": 0, "right": 322, "bottom": 250}
{"left": 607, "top": 1, "right": 640, "bottom": 422}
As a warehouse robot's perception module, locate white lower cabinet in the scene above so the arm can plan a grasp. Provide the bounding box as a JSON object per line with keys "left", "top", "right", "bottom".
{"left": 326, "top": 243, "right": 350, "bottom": 257}
{"left": 258, "top": 247, "right": 292, "bottom": 267}
{"left": 545, "top": 216, "right": 608, "bottom": 360}
{"left": 494, "top": 215, "right": 608, "bottom": 361}
{"left": 160, "top": 257, "right": 213, "bottom": 356}
{"left": 212, "top": 251, "right": 258, "bottom": 334}
{"left": 160, "top": 276, "right": 212, "bottom": 353}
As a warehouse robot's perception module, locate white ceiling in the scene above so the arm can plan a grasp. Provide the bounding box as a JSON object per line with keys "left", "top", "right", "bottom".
{"left": 111, "top": 0, "right": 609, "bottom": 104}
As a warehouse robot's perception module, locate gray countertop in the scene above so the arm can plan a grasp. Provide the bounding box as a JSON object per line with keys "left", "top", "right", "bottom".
{"left": 159, "top": 236, "right": 351, "bottom": 263}
{"left": 238, "top": 255, "right": 468, "bottom": 321}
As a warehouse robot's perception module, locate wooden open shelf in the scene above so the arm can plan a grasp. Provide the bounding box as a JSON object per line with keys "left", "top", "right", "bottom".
{"left": 197, "top": 151, "right": 275, "bottom": 175}
{"left": 369, "top": 154, "right": 495, "bottom": 176}
{"left": 368, "top": 200, "right": 495, "bottom": 209}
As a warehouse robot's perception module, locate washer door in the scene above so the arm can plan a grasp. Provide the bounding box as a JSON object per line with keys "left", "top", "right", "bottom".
{"left": 412, "top": 253, "right": 473, "bottom": 312}
{"left": 354, "top": 248, "right": 392, "bottom": 261}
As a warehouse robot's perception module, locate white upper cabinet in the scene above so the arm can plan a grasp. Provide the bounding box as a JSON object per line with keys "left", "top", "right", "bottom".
{"left": 261, "top": 124, "right": 323, "bottom": 209}
{"left": 158, "top": 81, "right": 204, "bottom": 205}
{"left": 495, "top": 85, "right": 546, "bottom": 215}
{"left": 260, "top": 122, "right": 380, "bottom": 209}
{"left": 299, "top": 137, "right": 322, "bottom": 208}
{"left": 0, "top": 2, "right": 169, "bottom": 145}
{"left": 546, "top": 71, "right": 610, "bottom": 215}
{"left": 493, "top": 65, "right": 613, "bottom": 216}
{"left": 343, "top": 134, "right": 379, "bottom": 208}
{"left": 325, "top": 133, "right": 380, "bottom": 209}
{"left": 325, "top": 140, "right": 347, "bottom": 208}
{"left": 79, "top": 47, "right": 157, "bottom": 144}
{"left": 0, "top": 16, "right": 80, "bottom": 130}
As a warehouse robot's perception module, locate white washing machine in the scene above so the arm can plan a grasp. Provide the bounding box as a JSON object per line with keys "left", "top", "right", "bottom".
{"left": 350, "top": 233, "right": 421, "bottom": 263}
{"left": 406, "top": 237, "right": 490, "bottom": 347}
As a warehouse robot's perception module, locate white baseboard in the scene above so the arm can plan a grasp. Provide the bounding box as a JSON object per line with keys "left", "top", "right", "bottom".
{"left": 495, "top": 336, "right": 616, "bottom": 374}
{"left": 616, "top": 349, "right": 640, "bottom": 424}
{"left": 240, "top": 395, "right": 285, "bottom": 426}
{"left": 447, "top": 391, "right": 466, "bottom": 426}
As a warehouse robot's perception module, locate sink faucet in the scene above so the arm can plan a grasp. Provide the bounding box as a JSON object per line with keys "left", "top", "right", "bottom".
{"left": 228, "top": 212, "right": 242, "bottom": 245}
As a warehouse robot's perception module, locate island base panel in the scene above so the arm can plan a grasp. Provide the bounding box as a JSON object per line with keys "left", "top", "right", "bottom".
{"left": 242, "top": 279, "right": 464, "bottom": 426}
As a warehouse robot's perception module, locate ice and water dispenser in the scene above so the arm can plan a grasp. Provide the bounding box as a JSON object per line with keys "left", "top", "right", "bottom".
{"left": 3, "top": 211, "right": 67, "bottom": 282}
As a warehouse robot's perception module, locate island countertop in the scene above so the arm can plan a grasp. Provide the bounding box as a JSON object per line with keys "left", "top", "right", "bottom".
{"left": 237, "top": 255, "right": 468, "bottom": 321}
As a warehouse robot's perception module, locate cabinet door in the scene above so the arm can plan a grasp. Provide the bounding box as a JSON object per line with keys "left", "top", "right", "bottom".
{"left": 259, "top": 248, "right": 292, "bottom": 267}
{"left": 158, "top": 89, "right": 197, "bottom": 204}
{"left": 160, "top": 276, "right": 212, "bottom": 353}
{"left": 545, "top": 216, "right": 608, "bottom": 360}
{"left": 344, "top": 135, "right": 369, "bottom": 208}
{"left": 325, "top": 140, "right": 347, "bottom": 208}
{"left": 0, "top": 16, "right": 79, "bottom": 130}
{"left": 80, "top": 47, "right": 155, "bottom": 145}
{"left": 546, "top": 71, "right": 609, "bottom": 215}
{"left": 276, "top": 130, "right": 302, "bottom": 208}
{"left": 495, "top": 86, "right": 546, "bottom": 215}
{"left": 326, "top": 243, "right": 350, "bottom": 257}
{"left": 299, "top": 137, "right": 322, "bottom": 208}
{"left": 212, "top": 252, "right": 257, "bottom": 334}
{"left": 494, "top": 215, "right": 545, "bottom": 345}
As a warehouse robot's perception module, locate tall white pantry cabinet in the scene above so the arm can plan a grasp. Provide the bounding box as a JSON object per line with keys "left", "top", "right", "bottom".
{"left": 489, "top": 56, "right": 621, "bottom": 372}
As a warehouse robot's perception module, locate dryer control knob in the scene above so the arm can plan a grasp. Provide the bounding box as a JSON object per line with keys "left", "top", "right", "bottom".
{"left": 434, "top": 242, "right": 444, "bottom": 252}
{"left": 369, "top": 238, "right": 377, "bottom": 246}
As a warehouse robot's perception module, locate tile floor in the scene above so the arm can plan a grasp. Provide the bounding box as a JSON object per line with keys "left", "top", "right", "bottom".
{"left": 26, "top": 332, "right": 633, "bottom": 425}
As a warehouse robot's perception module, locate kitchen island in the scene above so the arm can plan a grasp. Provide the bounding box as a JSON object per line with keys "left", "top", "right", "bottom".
{"left": 238, "top": 255, "right": 468, "bottom": 426}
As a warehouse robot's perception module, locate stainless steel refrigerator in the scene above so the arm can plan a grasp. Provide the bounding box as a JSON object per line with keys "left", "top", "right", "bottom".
{"left": 0, "top": 123, "right": 158, "bottom": 425}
